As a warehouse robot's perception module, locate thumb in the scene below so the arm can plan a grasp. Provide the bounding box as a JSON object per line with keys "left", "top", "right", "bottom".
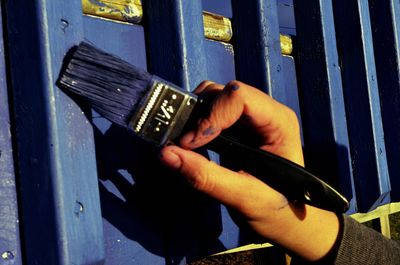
{"left": 159, "top": 145, "right": 287, "bottom": 217}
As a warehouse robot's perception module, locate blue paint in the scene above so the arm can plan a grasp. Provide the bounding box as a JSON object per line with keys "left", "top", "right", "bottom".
{"left": 281, "top": 55, "right": 303, "bottom": 143}
{"left": 145, "top": 1, "right": 238, "bottom": 263}
{"left": 202, "top": 0, "right": 296, "bottom": 35}
{"left": 278, "top": 0, "right": 296, "bottom": 35}
{"left": 145, "top": 0, "right": 208, "bottom": 91}
{"left": 293, "top": 0, "right": 356, "bottom": 213}
{"left": 204, "top": 40, "right": 235, "bottom": 84}
{"left": 83, "top": 15, "right": 147, "bottom": 68}
{"left": 83, "top": 15, "right": 166, "bottom": 264}
{"left": 203, "top": 127, "right": 217, "bottom": 136}
{"left": 4, "top": 1, "right": 399, "bottom": 264}
{"left": 201, "top": 0, "right": 232, "bottom": 18}
{"left": 4, "top": 0, "right": 104, "bottom": 264}
{"left": 231, "top": 0, "right": 286, "bottom": 103}
{"left": 59, "top": 42, "right": 152, "bottom": 128}
{"left": 332, "top": 0, "right": 390, "bottom": 212}
{"left": 229, "top": 85, "right": 240, "bottom": 91}
{"left": 0, "top": 4, "right": 22, "bottom": 265}
{"left": 368, "top": 0, "right": 400, "bottom": 202}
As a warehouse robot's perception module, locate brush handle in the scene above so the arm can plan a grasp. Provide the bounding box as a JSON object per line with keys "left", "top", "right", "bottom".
{"left": 204, "top": 134, "right": 349, "bottom": 212}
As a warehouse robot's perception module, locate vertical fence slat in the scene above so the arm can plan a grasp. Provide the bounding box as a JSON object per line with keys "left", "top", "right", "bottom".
{"left": 4, "top": 0, "right": 105, "bottom": 264}
{"left": 228, "top": 2, "right": 298, "bottom": 254}
{"left": 369, "top": 0, "right": 400, "bottom": 202}
{"left": 0, "top": 3, "right": 22, "bottom": 264}
{"left": 332, "top": 0, "right": 390, "bottom": 212}
{"left": 144, "top": 0, "right": 207, "bottom": 91}
{"left": 293, "top": 0, "right": 356, "bottom": 212}
{"left": 231, "top": 0, "right": 302, "bottom": 146}
{"left": 202, "top": 0, "right": 232, "bottom": 18}
{"left": 82, "top": 16, "right": 168, "bottom": 265}
{"left": 144, "top": 1, "right": 225, "bottom": 264}
{"left": 231, "top": 0, "right": 286, "bottom": 101}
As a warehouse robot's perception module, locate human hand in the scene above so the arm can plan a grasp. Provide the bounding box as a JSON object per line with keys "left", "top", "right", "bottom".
{"left": 159, "top": 81, "right": 339, "bottom": 261}
{"left": 179, "top": 80, "right": 304, "bottom": 165}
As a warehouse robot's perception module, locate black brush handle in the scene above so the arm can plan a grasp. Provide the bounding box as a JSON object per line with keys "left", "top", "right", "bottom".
{"left": 204, "top": 134, "right": 349, "bottom": 212}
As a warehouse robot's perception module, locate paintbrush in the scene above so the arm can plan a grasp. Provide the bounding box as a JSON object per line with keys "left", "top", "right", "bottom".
{"left": 58, "top": 42, "right": 349, "bottom": 212}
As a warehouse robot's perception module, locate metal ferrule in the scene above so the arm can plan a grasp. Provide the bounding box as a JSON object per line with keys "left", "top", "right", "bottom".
{"left": 129, "top": 81, "right": 197, "bottom": 146}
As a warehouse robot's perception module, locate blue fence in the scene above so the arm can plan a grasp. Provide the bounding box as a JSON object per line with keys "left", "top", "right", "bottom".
{"left": 294, "top": 0, "right": 399, "bottom": 213}
{"left": 0, "top": 0, "right": 399, "bottom": 264}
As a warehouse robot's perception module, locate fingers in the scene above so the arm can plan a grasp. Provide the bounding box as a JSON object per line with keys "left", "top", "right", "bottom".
{"left": 181, "top": 80, "right": 302, "bottom": 164}
{"left": 159, "top": 145, "right": 288, "bottom": 218}
{"left": 193, "top": 80, "right": 224, "bottom": 94}
{"left": 181, "top": 80, "right": 245, "bottom": 149}
{"left": 160, "top": 145, "right": 341, "bottom": 262}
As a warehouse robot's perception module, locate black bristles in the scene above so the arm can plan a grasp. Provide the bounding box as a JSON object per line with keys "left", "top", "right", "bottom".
{"left": 59, "top": 42, "right": 152, "bottom": 127}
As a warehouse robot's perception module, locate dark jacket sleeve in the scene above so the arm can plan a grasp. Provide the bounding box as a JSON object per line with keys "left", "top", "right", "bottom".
{"left": 333, "top": 215, "right": 400, "bottom": 264}
{"left": 292, "top": 215, "right": 400, "bottom": 264}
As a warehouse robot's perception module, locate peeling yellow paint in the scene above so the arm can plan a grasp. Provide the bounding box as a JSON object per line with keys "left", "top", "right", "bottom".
{"left": 280, "top": 34, "right": 293, "bottom": 55}
{"left": 82, "top": 0, "right": 142, "bottom": 24}
{"left": 203, "top": 11, "right": 232, "bottom": 42}
{"left": 81, "top": 0, "right": 293, "bottom": 55}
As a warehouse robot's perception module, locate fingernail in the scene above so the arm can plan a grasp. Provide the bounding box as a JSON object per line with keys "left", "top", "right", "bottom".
{"left": 162, "top": 149, "right": 182, "bottom": 169}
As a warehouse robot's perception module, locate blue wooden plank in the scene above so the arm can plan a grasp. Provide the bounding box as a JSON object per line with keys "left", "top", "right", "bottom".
{"left": 85, "top": 2, "right": 242, "bottom": 263}
{"left": 144, "top": 1, "right": 232, "bottom": 263}
{"left": 82, "top": 16, "right": 147, "bottom": 69}
{"left": 231, "top": 0, "right": 286, "bottom": 103}
{"left": 281, "top": 55, "right": 303, "bottom": 140}
{"left": 293, "top": 0, "right": 357, "bottom": 213}
{"left": 0, "top": 4, "right": 23, "bottom": 265}
{"left": 277, "top": 0, "right": 296, "bottom": 35}
{"left": 144, "top": 0, "right": 208, "bottom": 91}
{"left": 204, "top": 40, "right": 235, "bottom": 84}
{"left": 202, "top": 0, "right": 295, "bottom": 35}
{"left": 82, "top": 15, "right": 167, "bottom": 265}
{"left": 368, "top": 0, "right": 400, "bottom": 202}
{"left": 201, "top": 0, "right": 232, "bottom": 18}
{"left": 4, "top": 0, "right": 104, "bottom": 264}
{"left": 332, "top": 0, "right": 390, "bottom": 212}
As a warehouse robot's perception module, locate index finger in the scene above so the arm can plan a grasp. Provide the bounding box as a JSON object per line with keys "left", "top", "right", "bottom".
{"left": 180, "top": 80, "right": 303, "bottom": 164}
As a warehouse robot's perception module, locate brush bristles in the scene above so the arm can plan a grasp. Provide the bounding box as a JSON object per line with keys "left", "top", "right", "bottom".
{"left": 59, "top": 42, "right": 152, "bottom": 127}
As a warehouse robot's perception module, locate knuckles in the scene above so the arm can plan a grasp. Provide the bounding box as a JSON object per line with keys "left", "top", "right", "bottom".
{"left": 225, "top": 80, "right": 243, "bottom": 89}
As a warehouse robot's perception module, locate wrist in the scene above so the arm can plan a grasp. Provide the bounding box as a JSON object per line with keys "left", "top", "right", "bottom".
{"left": 256, "top": 204, "right": 340, "bottom": 261}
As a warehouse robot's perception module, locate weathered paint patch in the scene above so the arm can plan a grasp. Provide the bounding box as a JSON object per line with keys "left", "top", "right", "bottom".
{"left": 203, "top": 11, "right": 232, "bottom": 42}
{"left": 82, "top": 0, "right": 143, "bottom": 24}
{"left": 280, "top": 34, "right": 293, "bottom": 55}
